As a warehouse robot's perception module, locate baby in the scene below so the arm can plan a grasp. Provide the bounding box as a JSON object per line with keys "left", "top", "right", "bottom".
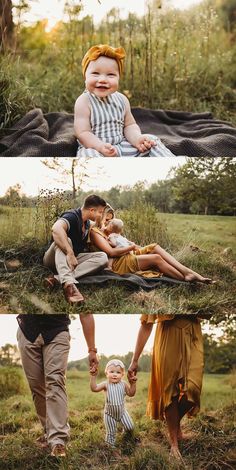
{"left": 90, "top": 359, "right": 136, "bottom": 447}
{"left": 106, "top": 218, "right": 136, "bottom": 249}
{"left": 74, "top": 44, "right": 176, "bottom": 158}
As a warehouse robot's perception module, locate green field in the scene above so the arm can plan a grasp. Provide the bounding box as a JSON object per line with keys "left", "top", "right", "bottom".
{"left": 0, "top": 208, "right": 235, "bottom": 315}
{"left": 0, "top": 371, "right": 235, "bottom": 470}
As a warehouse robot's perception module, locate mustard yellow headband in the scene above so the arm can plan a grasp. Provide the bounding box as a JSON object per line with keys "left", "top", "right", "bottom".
{"left": 82, "top": 44, "right": 126, "bottom": 77}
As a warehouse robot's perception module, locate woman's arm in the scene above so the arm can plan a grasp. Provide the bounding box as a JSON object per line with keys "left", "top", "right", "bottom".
{"left": 128, "top": 322, "right": 154, "bottom": 379}
{"left": 90, "top": 229, "right": 135, "bottom": 257}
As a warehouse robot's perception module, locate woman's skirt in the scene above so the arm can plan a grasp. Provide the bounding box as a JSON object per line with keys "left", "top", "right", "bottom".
{"left": 142, "top": 315, "right": 204, "bottom": 420}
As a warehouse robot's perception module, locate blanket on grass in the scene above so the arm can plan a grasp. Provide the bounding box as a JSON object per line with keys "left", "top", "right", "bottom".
{"left": 78, "top": 270, "right": 186, "bottom": 291}
{"left": 1, "top": 107, "right": 236, "bottom": 157}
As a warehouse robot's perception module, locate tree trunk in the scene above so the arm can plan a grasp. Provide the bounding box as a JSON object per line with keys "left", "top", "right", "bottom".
{"left": 0, "top": 0, "right": 14, "bottom": 52}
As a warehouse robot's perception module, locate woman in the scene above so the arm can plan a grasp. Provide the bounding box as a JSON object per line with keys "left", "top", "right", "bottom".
{"left": 90, "top": 209, "right": 213, "bottom": 282}
{"left": 128, "top": 314, "right": 209, "bottom": 461}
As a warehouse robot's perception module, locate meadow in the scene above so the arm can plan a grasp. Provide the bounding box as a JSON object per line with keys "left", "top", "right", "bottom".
{"left": 0, "top": 370, "right": 235, "bottom": 470}
{"left": 0, "top": 205, "right": 235, "bottom": 315}
{"left": 1, "top": 1, "right": 236, "bottom": 131}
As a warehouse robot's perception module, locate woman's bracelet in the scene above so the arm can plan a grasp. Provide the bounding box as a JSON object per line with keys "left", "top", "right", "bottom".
{"left": 88, "top": 347, "right": 97, "bottom": 353}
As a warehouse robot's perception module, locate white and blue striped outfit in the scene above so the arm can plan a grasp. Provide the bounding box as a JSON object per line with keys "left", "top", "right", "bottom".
{"left": 76, "top": 91, "right": 175, "bottom": 158}
{"left": 104, "top": 381, "right": 134, "bottom": 446}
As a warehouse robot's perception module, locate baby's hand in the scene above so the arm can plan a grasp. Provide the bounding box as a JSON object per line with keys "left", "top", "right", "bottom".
{"left": 136, "top": 135, "right": 157, "bottom": 153}
{"left": 128, "top": 374, "right": 137, "bottom": 384}
{"left": 90, "top": 364, "right": 98, "bottom": 376}
{"left": 100, "top": 143, "right": 118, "bottom": 157}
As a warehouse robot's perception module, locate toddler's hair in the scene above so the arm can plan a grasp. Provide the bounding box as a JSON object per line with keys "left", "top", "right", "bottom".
{"left": 108, "top": 218, "right": 124, "bottom": 233}
{"left": 105, "top": 359, "right": 125, "bottom": 373}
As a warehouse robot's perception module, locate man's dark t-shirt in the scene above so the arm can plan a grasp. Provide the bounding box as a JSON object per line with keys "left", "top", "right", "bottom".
{"left": 17, "top": 314, "right": 71, "bottom": 344}
{"left": 59, "top": 208, "right": 90, "bottom": 256}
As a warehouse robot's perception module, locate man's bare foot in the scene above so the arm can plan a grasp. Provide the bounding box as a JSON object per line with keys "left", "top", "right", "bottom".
{"left": 63, "top": 283, "right": 84, "bottom": 304}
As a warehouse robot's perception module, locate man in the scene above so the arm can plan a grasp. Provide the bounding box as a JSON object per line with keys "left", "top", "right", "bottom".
{"left": 17, "top": 313, "right": 98, "bottom": 458}
{"left": 43, "top": 194, "right": 108, "bottom": 303}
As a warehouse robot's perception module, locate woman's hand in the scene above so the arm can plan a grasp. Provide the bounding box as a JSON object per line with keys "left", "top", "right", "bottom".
{"left": 136, "top": 135, "right": 157, "bottom": 153}
{"left": 127, "top": 359, "right": 138, "bottom": 382}
{"left": 99, "top": 143, "right": 118, "bottom": 157}
{"left": 88, "top": 351, "right": 99, "bottom": 375}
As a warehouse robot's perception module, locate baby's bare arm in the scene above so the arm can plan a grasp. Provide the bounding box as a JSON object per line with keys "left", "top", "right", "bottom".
{"left": 123, "top": 95, "right": 156, "bottom": 152}
{"left": 90, "top": 374, "right": 106, "bottom": 392}
{"left": 108, "top": 234, "right": 118, "bottom": 247}
{"left": 123, "top": 95, "right": 142, "bottom": 146}
{"left": 125, "top": 380, "right": 136, "bottom": 397}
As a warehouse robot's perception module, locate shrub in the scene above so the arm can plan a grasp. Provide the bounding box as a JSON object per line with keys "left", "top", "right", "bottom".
{"left": 0, "top": 367, "right": 27, "bottom": 398}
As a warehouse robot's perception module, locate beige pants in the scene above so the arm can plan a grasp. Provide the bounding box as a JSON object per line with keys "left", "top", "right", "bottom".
{"left": 43, "top": 240, "right": 108, "bottom": 285}
{"left": 17, "top": 328, "right": 70, "bottom": 448}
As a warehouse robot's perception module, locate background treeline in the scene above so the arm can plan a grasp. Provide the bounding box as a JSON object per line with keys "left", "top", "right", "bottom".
{"left": 1, "top": 332, "right": 236, "bottom": 376}
{"left": 1, "top": 0, "right": 236, "bottom": 131}
{"left": 1, "top": 158, "right": 235, "bottom": 216}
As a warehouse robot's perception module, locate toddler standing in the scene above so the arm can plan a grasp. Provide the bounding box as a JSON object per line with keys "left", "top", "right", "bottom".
{"left": 90, "top": 359, "right": 136, "bottom": 447}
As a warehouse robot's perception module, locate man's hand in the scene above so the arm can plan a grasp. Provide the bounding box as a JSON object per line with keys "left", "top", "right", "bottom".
{"left": 66, "top": 252, "right": 79, "bottom": 271}
{"left": 99, "top": 143, "right": 118, "bottom": 157}
{"left": 88, "top": 351, "right": 99, "bottom": 373}
{"left": 136, "top": 135, "right": 156, "bottom": 153}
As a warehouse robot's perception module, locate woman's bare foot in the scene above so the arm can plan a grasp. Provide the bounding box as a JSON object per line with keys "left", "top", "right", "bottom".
{"left": 170, "top": 445, "right": 184, "bottom": 464}
{"left": 184, "top": 272, "right": 214, "bottom": 284}
{"left": 178, "top": 429, "right": 196, "bottom": 441}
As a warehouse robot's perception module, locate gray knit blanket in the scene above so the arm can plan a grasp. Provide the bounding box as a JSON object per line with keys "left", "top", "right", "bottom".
{"left": 0, "top": 107, "right": 235, "bottom": 157}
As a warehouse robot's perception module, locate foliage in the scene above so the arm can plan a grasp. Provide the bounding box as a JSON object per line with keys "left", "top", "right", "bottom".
{"left": 0, "top": 366, "right": 26, "bottom": 398}
{"left": 1, "top": 1, "right": 236, "bottom": 129}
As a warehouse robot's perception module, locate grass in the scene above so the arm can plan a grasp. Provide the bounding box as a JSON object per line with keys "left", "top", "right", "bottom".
{"left": 0, "top": 372, "right": 235, "bottom": 470}
{"left": 0, "top": 210, "right": 235, "bottom": 315}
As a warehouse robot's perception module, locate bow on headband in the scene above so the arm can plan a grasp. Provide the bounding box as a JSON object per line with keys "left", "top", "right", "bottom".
{"left": 82, "top": 44, "right": 126, "bottom": 77}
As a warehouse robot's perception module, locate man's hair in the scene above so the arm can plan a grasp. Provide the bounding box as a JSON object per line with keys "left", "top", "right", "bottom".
{"left": 83, "top": 194, "right": 107, "bottom": 209}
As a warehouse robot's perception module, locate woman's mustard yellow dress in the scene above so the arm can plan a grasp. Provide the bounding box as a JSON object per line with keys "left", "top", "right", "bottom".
{"left": 90, "top": 226, "right": 162, "bottom": 277}
{"left": 141, "top": 314, "right": 204, "bottom": 420}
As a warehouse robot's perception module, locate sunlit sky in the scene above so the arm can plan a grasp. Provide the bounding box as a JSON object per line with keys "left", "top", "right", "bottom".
{"left": 0, "top": 315, "right": 220, "bottom": 362}
{"left": 0, "top": 157, "right": 186, "bottom": 197}
{"left": 13, "top": 0, "right": 204, "bottom": 29}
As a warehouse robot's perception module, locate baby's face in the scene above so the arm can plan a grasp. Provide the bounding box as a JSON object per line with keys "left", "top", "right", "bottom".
{"left": 85, "top": 56, "right": 119, "bottom": 98}
{"left": 106, "top": 365, "right": 124, "bottom": 383}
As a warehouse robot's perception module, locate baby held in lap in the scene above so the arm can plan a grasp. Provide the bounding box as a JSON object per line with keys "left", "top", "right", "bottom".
{"left": 106, "top": 218, "right": 137, "bottom": 270}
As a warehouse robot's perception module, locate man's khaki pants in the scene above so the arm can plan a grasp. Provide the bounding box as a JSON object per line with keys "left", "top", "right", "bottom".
{"left": 17, "top": 328, "right": 70, "bottom": 448}
{"left": 43, "top": 240, "right": 108, "bottom": 285}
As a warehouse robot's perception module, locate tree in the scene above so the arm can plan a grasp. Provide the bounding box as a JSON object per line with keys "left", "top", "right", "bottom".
{"left": 0, "top": 0, "right": 14, "bottom": 51}
{"left": 41, "top": 158, "right": 89, "bottom": 202}
{"left": 0, "top": 343, "right": 20, "bottom": 366}
{"left": 170, "top": 157, "right": 236, "bottom": 215}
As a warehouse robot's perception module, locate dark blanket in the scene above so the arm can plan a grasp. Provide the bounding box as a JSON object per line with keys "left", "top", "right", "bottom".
{"left": 78, "top": 270, "right": 186, "bottom": 291}
{"left": 0, "top": 107, "right": 236, "bottom": 157}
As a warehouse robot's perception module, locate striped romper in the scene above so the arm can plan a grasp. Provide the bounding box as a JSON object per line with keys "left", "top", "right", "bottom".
{"left": 104, "top": 381, "right": 134, "bottom": 446}
{"left": 76, "top": 90, "right": 175, "bottom": 158}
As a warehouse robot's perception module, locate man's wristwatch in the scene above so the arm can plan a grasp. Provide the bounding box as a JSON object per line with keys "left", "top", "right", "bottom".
{"left": 88, "top": 347, "right": 97, "bottom": 353}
